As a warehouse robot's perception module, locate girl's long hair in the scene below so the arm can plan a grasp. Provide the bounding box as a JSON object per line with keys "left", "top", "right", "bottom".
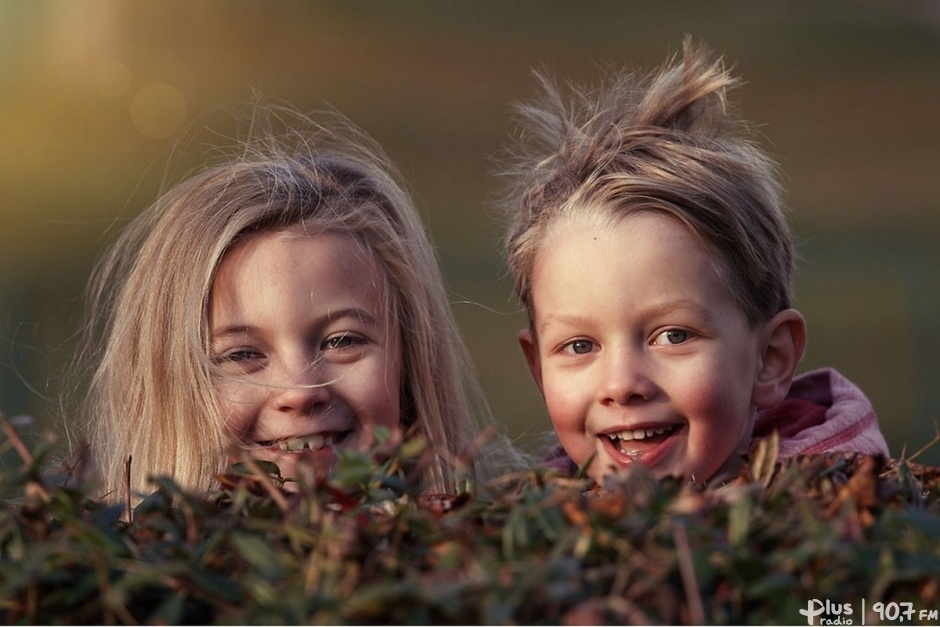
{"left": 74, "top": 106, "right": 515, "bottom": 502}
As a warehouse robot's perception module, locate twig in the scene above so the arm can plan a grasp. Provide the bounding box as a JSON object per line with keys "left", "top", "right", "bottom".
{"left": 0, "top": 411, "right": 34, "bottom": 466}
{"left": 237, "top": 452, "right": 291, "bottom": 512}
{"left": 903, "top": 418, "right": 940, "bottom": 464}
{"left": 124, "top": 455, "right": 133, "bottom": 524}
{"left": 673, "top": 520, "right": 706, "bottom": 625}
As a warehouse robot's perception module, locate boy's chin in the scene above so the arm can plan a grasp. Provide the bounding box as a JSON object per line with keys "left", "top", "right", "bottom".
{"left": 698, "top": 456, "right": 745, "bottom": 486}
{"left": 589, "top": 452, "right": 745, "bottom": 487}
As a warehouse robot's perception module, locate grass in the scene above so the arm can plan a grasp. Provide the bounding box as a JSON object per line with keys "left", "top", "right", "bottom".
{"left": 1, "top": 413, "right": 938, "bottom": 625}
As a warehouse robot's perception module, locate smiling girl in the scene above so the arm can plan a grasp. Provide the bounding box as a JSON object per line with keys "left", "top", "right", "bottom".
{"left": 76, "top": 107, "right": 520, "bottom": 503}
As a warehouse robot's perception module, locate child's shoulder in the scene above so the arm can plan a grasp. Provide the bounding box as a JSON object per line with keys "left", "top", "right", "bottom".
{"left": 754, "top": 367, "right": 889, "bottom": 458}
{"left": 541, "top": 441, "right": 579, "bottom": 477}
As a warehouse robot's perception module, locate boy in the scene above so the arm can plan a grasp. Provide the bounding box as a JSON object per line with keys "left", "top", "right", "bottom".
{"left": 500, "top": 40, "right": 888, "bottom": 484}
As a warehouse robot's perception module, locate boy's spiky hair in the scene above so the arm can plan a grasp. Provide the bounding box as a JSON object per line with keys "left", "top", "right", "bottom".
{"left": 502, "top": 37, "right": 793, "bottom": 326}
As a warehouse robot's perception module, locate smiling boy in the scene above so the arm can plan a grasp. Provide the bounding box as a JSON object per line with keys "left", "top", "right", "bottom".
{"left": 502, "top": 40, "right": 889, "bottom": 484}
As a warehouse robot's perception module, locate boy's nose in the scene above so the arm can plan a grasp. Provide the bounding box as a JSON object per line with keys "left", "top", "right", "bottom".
{"left": 599, "top": 348, "right": 656, "bottom": 406}
{"left": 270, "top": 358, "right": 331, "bottom": 416}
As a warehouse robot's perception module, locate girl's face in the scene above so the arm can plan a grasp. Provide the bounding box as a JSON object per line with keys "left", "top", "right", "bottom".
{"left": 519, "top": 210, "right": 771, "bottom": 484}
{"left": 209, "top": 230, "right": 402, "bottom": 481}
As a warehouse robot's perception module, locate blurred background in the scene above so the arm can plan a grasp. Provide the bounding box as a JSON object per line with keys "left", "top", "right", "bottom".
{"left": 2, "top": 1, "right": 939, "bottom": 467}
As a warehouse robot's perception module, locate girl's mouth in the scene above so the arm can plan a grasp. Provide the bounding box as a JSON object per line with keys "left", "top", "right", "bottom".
{"left": 255, "top": 432, "right": 350, "bottom": 452}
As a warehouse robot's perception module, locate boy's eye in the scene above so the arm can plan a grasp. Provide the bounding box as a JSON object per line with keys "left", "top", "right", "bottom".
{"left": 564, "top": 339, "right": 595, "bottom": 355}
{"left": 653, "top": 329, "right": 690, "bottom": 345}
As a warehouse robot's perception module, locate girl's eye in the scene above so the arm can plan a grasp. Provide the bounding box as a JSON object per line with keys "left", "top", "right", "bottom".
{"left": 216, "top": 348, "right": 264, "bottom": 363}
{"left": 323, "top": 333, "right": 367, "bottom": 351}
{"left": 653, "top": 329, "right": 691, "bottom": 346}
{"left": 564, "top": 339, "right": 595, "bottom": 355}
{"left": 212, "top": 348, "right": 266, "bottom": 375}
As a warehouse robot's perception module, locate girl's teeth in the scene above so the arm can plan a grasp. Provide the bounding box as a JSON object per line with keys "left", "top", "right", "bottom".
{"left": 277, "top": 434, "right": 330, "bottom": 452}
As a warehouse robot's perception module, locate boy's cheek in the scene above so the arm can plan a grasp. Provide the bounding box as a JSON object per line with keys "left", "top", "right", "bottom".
{"left": 542, "top": 381, "right": 588, "bottom": 432}
{"left": 541, "top": 370, "right": 586, "bottom": 422}
{"left": 548, "top": 414, "right": 596, "bottom": 473}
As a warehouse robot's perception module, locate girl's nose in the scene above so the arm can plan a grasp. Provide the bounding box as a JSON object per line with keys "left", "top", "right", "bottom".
{"left": 270, "top": 358, "right": 331, "bottom": 416}
{"left": 599, "top": 347, "right": 657, "bottom": 406}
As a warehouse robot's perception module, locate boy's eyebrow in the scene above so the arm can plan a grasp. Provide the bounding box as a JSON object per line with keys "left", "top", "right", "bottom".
{"left": 641, "top": 299, "right": 712, "bottom": 319}
{"left": 536, "top": 313, "right": 590, "bottom": 335}
{"left": 537, "top": 300, "right": 712, "bottom": 334}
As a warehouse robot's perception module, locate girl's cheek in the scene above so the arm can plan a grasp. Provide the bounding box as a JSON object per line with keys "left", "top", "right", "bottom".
{"left": 216, "top": 384, "right": 263, "bottom": 428}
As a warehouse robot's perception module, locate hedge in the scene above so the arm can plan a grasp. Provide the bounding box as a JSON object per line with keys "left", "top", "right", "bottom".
{"left": 2, "top": 415, "right": 938, "bottom": 625}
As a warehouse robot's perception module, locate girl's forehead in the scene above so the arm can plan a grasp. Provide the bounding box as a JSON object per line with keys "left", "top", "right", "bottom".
{"left": 213, "top": 229, "right": 395, "bottom": 306}
{"left": 209, "top": 229, "right": 402, "bottom": 339}
{"left": 228, "top": 226, "right": 373, "bottom": 266}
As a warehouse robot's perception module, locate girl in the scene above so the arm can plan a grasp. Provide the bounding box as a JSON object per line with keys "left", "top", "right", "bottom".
{"left": 76, "top": 107, "right": 518, "bottom": 502}
{"left": 499, "top": 40, "right": 888, "bottom": 485}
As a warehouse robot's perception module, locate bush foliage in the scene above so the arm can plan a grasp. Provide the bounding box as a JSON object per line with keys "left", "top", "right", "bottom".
{"left": 1, "top": 414, "right": 938, "bottom": 625}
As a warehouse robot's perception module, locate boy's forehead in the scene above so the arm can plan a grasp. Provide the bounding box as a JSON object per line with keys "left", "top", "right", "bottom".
{"left": 548, "top": 202, "right": 617, "bottom": 231}
{"left": 531, "top": 210, "right": 744, "bottom": 315}
{"left": 543, "top": 206, "right": 696, "bottom": 249}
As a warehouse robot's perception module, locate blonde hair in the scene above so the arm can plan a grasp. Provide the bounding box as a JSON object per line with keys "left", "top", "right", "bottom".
{"left": 77, "top": 107, "right": 510, "bottom": 501}
{"left": 502, "top": 38, "right": 793, "bottom": 327}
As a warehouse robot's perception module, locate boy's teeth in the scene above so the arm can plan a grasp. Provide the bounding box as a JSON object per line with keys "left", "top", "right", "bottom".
{"left": 612, "top": 427, "right": 671, "bottom": 442}
{"left": 277, "top": 434, "right": 330, "bottom": 452}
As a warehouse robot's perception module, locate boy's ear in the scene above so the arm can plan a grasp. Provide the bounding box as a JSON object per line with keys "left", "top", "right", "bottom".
{"left": 752, "top": 308, "right": 807, "bottom": 409}
{"left": 518, "top": 328, "right": 544, "bottom": 393}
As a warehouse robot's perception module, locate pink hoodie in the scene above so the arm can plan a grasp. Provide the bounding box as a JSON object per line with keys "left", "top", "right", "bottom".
{"left": 752, "top": 367, "right": 889, "bottom": 457}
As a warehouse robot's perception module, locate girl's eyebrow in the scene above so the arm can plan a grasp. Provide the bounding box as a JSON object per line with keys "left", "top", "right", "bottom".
{"left": 210, "top": 324, "right": 256, "bottom": 340}
{"left": 325, "top": 307, "right": 380, "bottom": 326}
{"left": 210, "top": 308, "right": 381, "bottom": 339}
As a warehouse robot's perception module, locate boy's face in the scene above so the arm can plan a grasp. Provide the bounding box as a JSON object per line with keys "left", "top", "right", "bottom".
{"left": 209, "top": 230, "right": 402, "bottom": 482}
{"left": 520, "top": 210, "right": 771, "bottom": 484}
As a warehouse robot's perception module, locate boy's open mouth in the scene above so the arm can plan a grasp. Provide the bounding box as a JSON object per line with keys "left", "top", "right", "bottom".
{"left": 605, "top": 425, "right": 679, "bottom": 454}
